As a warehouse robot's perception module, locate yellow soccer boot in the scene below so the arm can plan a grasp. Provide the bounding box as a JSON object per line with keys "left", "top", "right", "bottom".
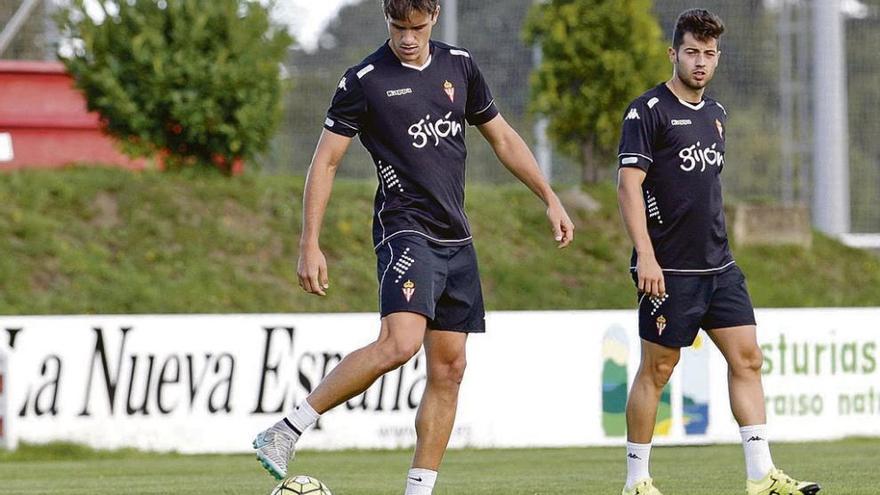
{"left": 622, "top": 478, "right": 664, "bottom": 495}
{"left": 747, "top": 468, "right": 821, "bottom": 495}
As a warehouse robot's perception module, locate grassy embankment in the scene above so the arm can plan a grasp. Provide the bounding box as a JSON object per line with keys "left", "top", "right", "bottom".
{"left": 1, "top": 168, "right": 878, "bottom": 315}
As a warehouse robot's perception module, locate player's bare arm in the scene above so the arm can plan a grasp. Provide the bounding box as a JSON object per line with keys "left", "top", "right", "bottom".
{"left": 298, "top": 129, "right": 353, "bottom": 297}
{"left": 617, "top": 167, "right": 664, "bottom": 297}
{"left": 477, "top": 114, "right": 574, "bottom": 248}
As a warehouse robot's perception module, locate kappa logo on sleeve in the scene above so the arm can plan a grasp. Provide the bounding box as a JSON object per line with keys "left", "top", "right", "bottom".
{"left": 625, "top": 108, "right": 641, "bottom": 121}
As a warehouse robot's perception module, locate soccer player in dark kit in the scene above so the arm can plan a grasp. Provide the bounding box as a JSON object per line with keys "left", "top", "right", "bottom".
{"left": 616, "top": 9, "right": 820, "bottom": 495}
{"left": 254, "top": 1, "right": 574, "bottom": 493}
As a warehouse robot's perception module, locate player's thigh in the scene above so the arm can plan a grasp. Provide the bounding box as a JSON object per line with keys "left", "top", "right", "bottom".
{"left": 424, "top": 329, "right": 468, "bottom": 367}
{"left": 701, "top": 265, "right": 757, "bottom": 332}
{"left": 430, "top": 244, "right": 485, "bottom": 333}
{"left": 638, "top": 337, "right": 682, "bottom": 373}
{"left": 425, "top": 330, "right": 468, "bottom": 382}
{"left": 637, "top": 275, "right": 709, "bottom": 348}
{"left": 706, "top": 324, "right": 762, "bottom": 371}
{"left": 377, "top": 236, "right": 446, "bottom": 322}
{"left": 703, "top": 267, "right": 760, "bottom": 364}
{"left": 377, "top": 312, "right": 429, "bottom": 357}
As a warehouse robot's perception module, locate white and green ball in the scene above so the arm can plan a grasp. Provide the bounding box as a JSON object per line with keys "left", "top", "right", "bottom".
{"left": 271, "top": 475, "right": 332, "bottom": 495}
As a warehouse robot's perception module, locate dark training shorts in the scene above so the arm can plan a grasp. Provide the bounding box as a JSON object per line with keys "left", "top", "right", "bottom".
{"left": 376, "top": 235, "right": 485, "bottom": 333}
{"left": 634, "top": 264, "right": 756, "bottom": 348}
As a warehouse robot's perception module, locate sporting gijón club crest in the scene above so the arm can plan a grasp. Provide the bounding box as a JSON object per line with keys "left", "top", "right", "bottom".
{"left": 443, "top": 80, "right": 455, "bottom": 103}
{"left": 656, "top": 315, "right": 667, "bottom": 335}
{"left": 403, "top": 280, "right": 416, "bottom": 302}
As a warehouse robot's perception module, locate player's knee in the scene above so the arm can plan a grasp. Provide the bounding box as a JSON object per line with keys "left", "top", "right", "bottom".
{"left": 647, "top": 359, "right": 677, "bottom": 388}
{"left": 431, "top": 356, "right": 467, "bottom": 386}
{"left": 731, "top": 345, "right": 763, "bottom": 376}
{"left": 377, "top": 337, "right": 421, "bottom": 370}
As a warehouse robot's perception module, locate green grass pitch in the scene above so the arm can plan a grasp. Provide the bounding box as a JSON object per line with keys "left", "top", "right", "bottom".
{"left": 1, "top": 439, "right": 877, "bottom": 494}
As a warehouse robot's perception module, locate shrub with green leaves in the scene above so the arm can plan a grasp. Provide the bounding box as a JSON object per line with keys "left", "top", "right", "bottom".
{"left": 57, "top": 0, "right": 293, "bottom": 173}
{"left": 524, "top": 0, "right": 668, "bottom": 183}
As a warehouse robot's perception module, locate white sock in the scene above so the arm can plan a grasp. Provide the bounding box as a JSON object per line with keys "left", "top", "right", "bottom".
{"left": 404, "top": 468, "right": 437, "bottom": 495}
{"left": 625, "top": 442, "right": 652, "bottom": 489}
{"left": 740, "top": 424, "right": 775, "bottom": 481}
{"left": 282, "top": 399, "right": 320, "bottom": 440}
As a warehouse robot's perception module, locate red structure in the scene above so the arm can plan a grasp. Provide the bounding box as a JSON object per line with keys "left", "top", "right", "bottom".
{"left": 0, "top": 60, "right": 147, "bottom": 170}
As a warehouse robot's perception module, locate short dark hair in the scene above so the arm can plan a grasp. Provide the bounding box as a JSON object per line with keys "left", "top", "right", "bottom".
{"left": 673, "top": 9, "right": 725, "bottom": 50}
{"left": 383, "top": 0, "right": 440, "bottom": 20}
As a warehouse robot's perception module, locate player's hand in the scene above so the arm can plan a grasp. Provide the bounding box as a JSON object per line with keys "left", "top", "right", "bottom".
{"left": 546, "top": 199, "right": 575, "bottom": 249}
{"left": 297, "top": 243, "right": 330, "bottom": 296}
{"left": 637, "top": 254, "right": 665, "bottom": 298}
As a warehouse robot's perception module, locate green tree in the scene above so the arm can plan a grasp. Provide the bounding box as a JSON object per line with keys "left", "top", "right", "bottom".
{"left": 524, "top": 0, "right": 667, "bottom": 183}
{"left": 57, "top": 0, "right": 292, "bottom": 173}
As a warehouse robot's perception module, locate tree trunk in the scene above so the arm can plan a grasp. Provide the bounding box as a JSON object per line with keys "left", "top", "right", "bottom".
{"left": 580, "top": 138, "right": 599, "bottom": 184}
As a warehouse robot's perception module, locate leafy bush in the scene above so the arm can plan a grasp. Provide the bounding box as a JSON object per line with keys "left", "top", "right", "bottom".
{"left": 57, "top": 0, "right": 293, "bottom": 173}
{"left": 524, "top": 0, "right": 667, "bottom": 183}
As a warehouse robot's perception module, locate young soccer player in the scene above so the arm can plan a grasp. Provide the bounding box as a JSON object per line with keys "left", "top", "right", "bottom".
{"left": 254, "top": 1, "right": 574, "bottom": 493}
{"left": 616, "top": 9, "right": 820, "bottom": 495}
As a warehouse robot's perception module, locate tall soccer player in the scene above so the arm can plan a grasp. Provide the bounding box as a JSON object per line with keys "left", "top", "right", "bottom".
{"left": 253, "top": 1, "right": 574, "bottom": 493}
{"left": 616, "top": 9, "right": 820, "bottom": 495}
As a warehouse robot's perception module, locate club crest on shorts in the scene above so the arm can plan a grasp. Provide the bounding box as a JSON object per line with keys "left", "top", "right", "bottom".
{"left": 402, "top": 280, "right": 416, "bottom": 302}
{"left": 656, "top": 315, "right": 667, "bottom": 335}
{"left": 443, "top": 80, "right": 455, "bottom": 103}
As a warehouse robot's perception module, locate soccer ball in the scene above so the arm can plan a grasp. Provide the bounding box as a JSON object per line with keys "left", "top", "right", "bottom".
{"left": 271, "top": 475, "right": 332, "bottom": 495}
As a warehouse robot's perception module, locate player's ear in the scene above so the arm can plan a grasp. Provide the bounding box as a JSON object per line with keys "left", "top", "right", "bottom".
{"left": 431, "top": 5, "right": 440, "bottom": 25}
{"left": 667, "top": 46, "right": 677, "bottom": 64}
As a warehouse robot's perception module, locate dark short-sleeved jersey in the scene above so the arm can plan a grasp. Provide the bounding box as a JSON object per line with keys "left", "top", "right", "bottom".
{"left": 324, "top": 41, "right": 499, "bottom": 250}
{"left": 618, "top": 83, "right": 735, "bottom": 275}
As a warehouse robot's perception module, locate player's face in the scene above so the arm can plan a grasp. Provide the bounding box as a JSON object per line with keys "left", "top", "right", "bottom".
{"left": 669, "top": 32, "right": 721, "bottom": 91}
{"left": 386, "top": 8, "right": 439, "bottom": 65}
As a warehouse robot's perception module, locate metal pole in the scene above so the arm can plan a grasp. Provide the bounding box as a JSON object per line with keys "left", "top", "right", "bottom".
{"left": 535, "top": 118, "right": 552, "bottom": 182}
{"left": 0, "top": 0, "right": 43, "bottom": 56}
{"left": 796, "top": 2, "right": 812, "bottom": 204}
{"left": 779, "top": 0, "right": 795, "bottom": 204}
{"left": 532, "top": 43, "right": 552, "bottom": 181}
{"left": 442, "top": 0, "right": 458, "bottom": 46}
{"left": 42, "top": 0, "right": 60, "bottom": 61}
{"left": 812, "top": 0, "right": 850, "bottom": 235}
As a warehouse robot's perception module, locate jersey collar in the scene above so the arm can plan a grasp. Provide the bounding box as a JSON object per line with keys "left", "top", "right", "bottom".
{"left": 677, "top": 98, "right": 706, "bottom": 111}
{"left": 661, "top": 83, "right": 706, "bottom": 111}
{"left": 401, "top": 55, "right": 433, "bottom": 71}
{"left": 386, "top": 40, "right": 435, "bottom": 72}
